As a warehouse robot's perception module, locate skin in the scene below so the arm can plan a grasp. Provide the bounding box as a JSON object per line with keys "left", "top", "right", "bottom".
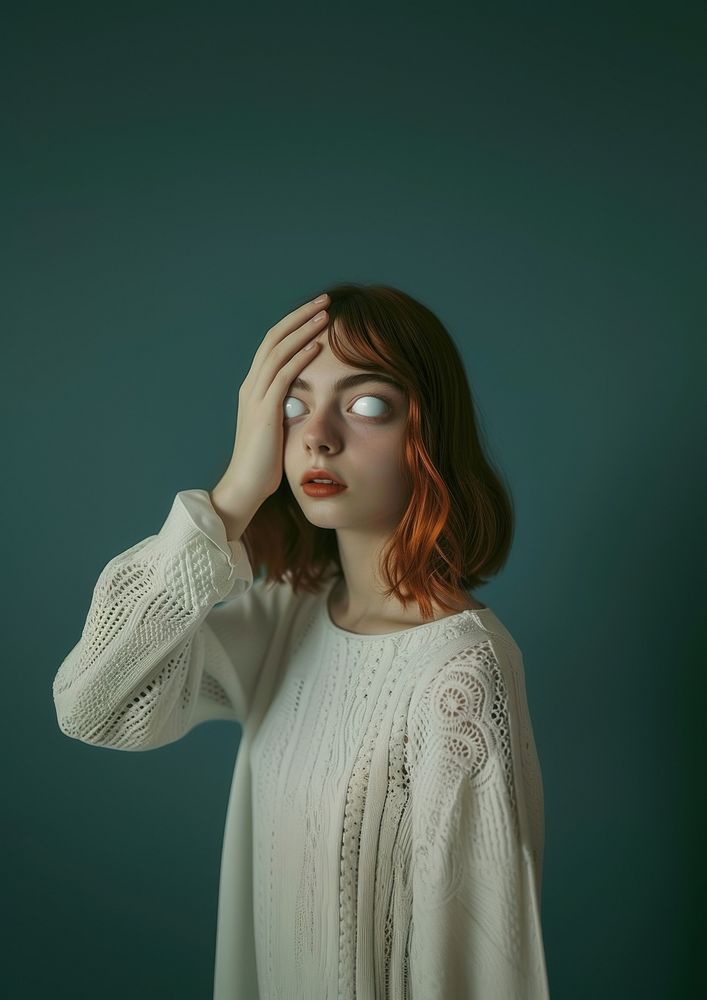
{"left": 282, "top": 325, "right": 486, "bottom": 635}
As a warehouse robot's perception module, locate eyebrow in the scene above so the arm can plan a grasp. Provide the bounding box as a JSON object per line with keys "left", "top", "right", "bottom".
{"left": 289, "top": 372, "right": 406, "bottom": 394}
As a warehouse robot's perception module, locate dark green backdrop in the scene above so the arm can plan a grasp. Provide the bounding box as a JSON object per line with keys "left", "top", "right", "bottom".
{"left": 5, "top": 2, "right": 703, "bottom": 997}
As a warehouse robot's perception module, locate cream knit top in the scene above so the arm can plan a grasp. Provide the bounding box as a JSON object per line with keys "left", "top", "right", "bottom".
{"left": 52, "top": 489, "right": 550, "bottom": 999}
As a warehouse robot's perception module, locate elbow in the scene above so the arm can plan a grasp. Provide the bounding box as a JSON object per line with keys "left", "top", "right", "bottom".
{"left": 54, "top": 703, "right": 101, "bottom": 747}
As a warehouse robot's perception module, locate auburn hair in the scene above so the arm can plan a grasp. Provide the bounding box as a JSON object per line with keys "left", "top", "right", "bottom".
{"left": 240, "top": 282, "right": 515, "bottom": 622}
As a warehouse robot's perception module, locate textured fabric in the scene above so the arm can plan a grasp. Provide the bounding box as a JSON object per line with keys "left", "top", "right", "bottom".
{"left": 52, "top": 488, "right": 550, "bottom": 999}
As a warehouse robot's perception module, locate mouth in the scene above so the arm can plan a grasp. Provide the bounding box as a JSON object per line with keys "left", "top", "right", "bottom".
{"left": 300, "top": 470, "right": 347, "bottom": 487}
{"left": 302, "top": 481, "right": 348, "bottom": 496}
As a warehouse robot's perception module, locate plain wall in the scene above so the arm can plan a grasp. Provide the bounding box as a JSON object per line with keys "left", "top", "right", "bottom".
{"left": 4, "top": 2, "right": 703, "bottom": 997}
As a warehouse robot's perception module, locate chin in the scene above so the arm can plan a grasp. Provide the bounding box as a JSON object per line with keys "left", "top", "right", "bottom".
{"left": 304, "top": 509, "right": 343, "bottom": 524}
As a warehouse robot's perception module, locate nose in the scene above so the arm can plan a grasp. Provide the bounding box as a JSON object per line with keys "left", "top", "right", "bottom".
{"left": 302, "top": 408, "right": 343, "bottom": 455}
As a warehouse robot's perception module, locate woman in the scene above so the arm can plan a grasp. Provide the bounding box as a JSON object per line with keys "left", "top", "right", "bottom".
{"left": 52, "top": 283, "right": 550, "bottom": 998}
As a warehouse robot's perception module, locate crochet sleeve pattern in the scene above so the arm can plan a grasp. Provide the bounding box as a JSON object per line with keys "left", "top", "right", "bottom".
{"left": 406, "top": 635, "right": 549, "bottom": 999}
{"left": 51, "top": 489, "right": 276, "bottom": 751}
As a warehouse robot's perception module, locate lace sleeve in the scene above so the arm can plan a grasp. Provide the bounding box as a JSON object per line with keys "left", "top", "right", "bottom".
{"left": 51, "top": 490, "right": 274, "bottom": 751}
{"left": 406, "top": 635, "right": 550, "bottom": 999}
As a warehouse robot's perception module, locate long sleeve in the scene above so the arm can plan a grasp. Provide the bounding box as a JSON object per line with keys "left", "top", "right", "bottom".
{"left": 52, "top": 488, "right": 285, "bottom": 751}
{"left": 406, "top": 634, "right": 550, "bottom": 999}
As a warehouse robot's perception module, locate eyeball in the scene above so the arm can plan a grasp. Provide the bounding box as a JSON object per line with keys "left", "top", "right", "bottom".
{"left": 351, "top": 395, "right": 388, "bottom": 416}
{"left": 283, "top": 396, "right": 304, "bottom": 419}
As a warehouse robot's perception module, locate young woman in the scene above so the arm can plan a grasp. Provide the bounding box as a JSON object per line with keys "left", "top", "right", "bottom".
{"left": 53, "top": 284, "right": 550, "bottom": 999}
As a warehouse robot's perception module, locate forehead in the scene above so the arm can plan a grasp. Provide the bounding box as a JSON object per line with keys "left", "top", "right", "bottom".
{"left": 290, "top": 370, "right": 405, "bottom": 394}
{"left": 290, "top": 334, "right": 405, "bottom": 393}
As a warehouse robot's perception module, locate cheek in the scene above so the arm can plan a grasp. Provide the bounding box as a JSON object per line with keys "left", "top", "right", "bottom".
{"left": 358, "top": 438, "right": 408, "bottom": 483}
{"left": 354, "top": 430, "right": 392, "bottom": 456}
{"left": 282, "top": 434, "right": 297, "bottom": 474}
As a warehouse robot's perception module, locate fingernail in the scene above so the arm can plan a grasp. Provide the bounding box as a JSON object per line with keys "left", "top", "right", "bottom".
{"left": 314, "top": 293, "right": 328, "bottom": 303}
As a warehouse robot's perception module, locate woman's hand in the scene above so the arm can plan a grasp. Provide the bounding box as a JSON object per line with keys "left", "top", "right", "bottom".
{"left": 210, "top": 293, "right": 328, "bottom": 525}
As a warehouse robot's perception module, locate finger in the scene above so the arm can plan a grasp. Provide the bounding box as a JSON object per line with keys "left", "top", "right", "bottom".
{"left": 269, "top": 338, "right": 321, "bottom": 396}
{"left": 251, "top": 309, "right": 327, "bottom": 391}
{"left": 265, "top": 294, "right": 330, "bottom": 349}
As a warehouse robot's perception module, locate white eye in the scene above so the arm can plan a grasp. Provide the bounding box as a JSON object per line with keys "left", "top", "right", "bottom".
{"left": 283, "top": 396, "right": 305, "bottom": 419}
{"left": 350, "top": 395, "right": 388, "bottom": 416}
{"left": 283, "top": 395, "right": 389, "bottom": 421}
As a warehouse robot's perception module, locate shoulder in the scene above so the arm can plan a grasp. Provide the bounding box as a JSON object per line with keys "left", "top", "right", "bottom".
{"left": 409, "top": 625, "right": 512, "bottom": 721}
{"left": 407, "top": 629, "right": 516, "bottom": 787}
{"left": 208, "top": 568, "right": 319, "bottom": 652}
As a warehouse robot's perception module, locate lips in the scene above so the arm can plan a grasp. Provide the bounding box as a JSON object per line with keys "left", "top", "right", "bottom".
{"left": 300, "top": 468, "right": 347, "bottom": 486}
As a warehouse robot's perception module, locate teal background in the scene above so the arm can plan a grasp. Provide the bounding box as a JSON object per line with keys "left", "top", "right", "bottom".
{"left": 4, "top": 2, "right": 704, "bottom": 997}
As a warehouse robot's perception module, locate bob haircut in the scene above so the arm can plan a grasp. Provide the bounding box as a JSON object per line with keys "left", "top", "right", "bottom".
{"left": 240, "top": 282, "right": 515, "bottom": 622}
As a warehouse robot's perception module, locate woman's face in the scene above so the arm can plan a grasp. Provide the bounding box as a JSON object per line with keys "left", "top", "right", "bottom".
{"left": 283, "top": 331, "right": 411, "bottom": 533}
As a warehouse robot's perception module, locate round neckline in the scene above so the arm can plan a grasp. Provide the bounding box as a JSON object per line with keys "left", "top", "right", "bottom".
{"left": 321, "top": 574, "right": 493, "bottom": 640}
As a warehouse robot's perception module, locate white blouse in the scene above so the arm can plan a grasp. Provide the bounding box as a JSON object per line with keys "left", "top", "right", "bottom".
{"left": 52, "top": 488, "right": 550, "bottom": 999}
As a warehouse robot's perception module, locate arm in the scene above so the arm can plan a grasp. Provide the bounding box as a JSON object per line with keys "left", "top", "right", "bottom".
{"left": 407, "top": 634, "right": 550, "bottom": 999}
{"left": 51, "top": 489, "right": 283, "bottom": 751}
